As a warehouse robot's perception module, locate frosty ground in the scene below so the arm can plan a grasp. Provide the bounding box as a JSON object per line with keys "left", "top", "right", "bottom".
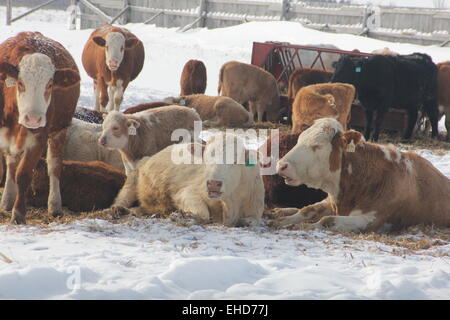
{"left": 0, "top": 7, "right": 449, "bottom": 300}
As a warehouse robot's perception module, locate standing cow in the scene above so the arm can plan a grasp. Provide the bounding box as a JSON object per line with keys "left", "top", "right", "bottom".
{"left": 332, "top": 53, "right": 439, "bottom": 141}
{"left": 218, "top": 61, "right": 280, "bottom": 122}
{"left": 180, "top": 59, "right": 207, "bottom": 96}
{"left": 0, "top": 32, "right": 80, "bottom": 224}
{"left": 436, "top": 61, "right": 450, "bottom": 140}
{"left": 82, "top": 24, "right": 144, "bottom": 112}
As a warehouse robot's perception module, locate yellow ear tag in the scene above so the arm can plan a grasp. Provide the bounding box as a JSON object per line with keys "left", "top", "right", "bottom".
{"left": 128, "top": 126, "right": 137, "bottom": 136}
{"left": 5, "top": 77, "right": 16, "bottom": 87}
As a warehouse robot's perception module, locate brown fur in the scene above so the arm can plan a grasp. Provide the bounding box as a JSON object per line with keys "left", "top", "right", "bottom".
{"left": 173, "top": 94, "right": 252, "bottom": 127}
{"left": 287, "top": 68, "right": 333, "bottom": 101}
{"left": 218, "top": 61, "right": 280, "bottom": 122}
{"left": 180, "top": 59, "right": 207, "bottom": 96}
{"left": 436, "top": 61, "right": 450, "bottom": 140}
{"left": 291, "top": 83, "right": 355, "bottom": 134}
{"left": 262, "top": 133, "right": 327, "bottom": 208}
{"left": 123, "top": 102, "right": 172, "bottom": 114}
{"left": 0, "top": 32, "right": 80, "bottom": 223}
{"left": 28, "top": 159, "right": 125, "bottom": 212}
{"left": 82, "top": 24, "right": 144, "bottom": 110}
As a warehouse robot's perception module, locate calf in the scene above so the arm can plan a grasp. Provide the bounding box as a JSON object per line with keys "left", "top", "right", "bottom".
{"left": 64, "top": 118, "right": 124, "bottom": 171}
{"left": 167, "top": 94, "right": 253, "bottom": 127}
{"left": 274, "top": 118, "right": 450, "bottom": 232}
{"left": 332, "top": 53, "right": 439, "bottom": 141}
{"left": 292, "top": 83, "right": 355, "bottom": 134}
{"left": 0, "top": 32, "right": 80, "bottom": 224}
{"left": 123, "top": 101, "right": 172, "bottom": 114}
{"left": 218, "top": 61, "right": 280, "bottom": 122}
{"left": 82, "top": 24, "right": 145, "bottom": 112}
{"left": 180, "top": 59, "right": 207, "bottom": 96}
{"left": 28, "top": 159, "right": 125, "bottom": 212}
{"left": 111, "top": 133, "right": 264, "bottom": 226}
{"left": 99, "top": 106, "right": 201, "bottom": 174}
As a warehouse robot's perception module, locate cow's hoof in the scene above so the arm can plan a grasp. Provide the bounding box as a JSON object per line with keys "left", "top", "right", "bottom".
{"left": 10, "top": 210, "right": 26, "bottom": 225}
{"left": 111, "top": 205, "right": 130, "bottom": 216}
{"left": 50, "top": 210, "right": 64, "bottom": 218}
{"left": 273, "top": 207, "right": 298, "bottom": 217}
{"left": 1, "top": 197, "right": 15, "bottom": 212}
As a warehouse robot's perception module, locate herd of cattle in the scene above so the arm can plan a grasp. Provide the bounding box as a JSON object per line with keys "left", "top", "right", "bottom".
{"left": 0, "top": 25, "right": 449, "bottom": 232}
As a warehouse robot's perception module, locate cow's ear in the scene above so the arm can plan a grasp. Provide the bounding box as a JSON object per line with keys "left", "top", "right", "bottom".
{"left": 0, "top": 62, "right": 19, "bottom": 81}
{"left": 92, "top": 36, "right": 106, "bottom": 47}
{"left": 187, "top": 142, "right": 206, "bottom": 158}
{"left": 341, "top": 130, "right": 364, "bottom": 152}
{"left": 125, "top": 37, "right": 139, "bottom": 49}
{"left": 53, "top": 69, "right": 80, "bottom": 88}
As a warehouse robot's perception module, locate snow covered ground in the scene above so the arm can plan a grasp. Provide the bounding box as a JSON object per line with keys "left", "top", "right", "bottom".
{"left": 0, "top": 7, "right": 449, "bottom": 300}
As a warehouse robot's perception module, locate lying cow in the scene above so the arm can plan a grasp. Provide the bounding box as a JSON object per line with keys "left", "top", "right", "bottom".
{"left": 274, "top": 118, "right": 450, "bottom": 232}
{"left": 292, "top": 83, "right": 355, "bottom": 134}
{"left": 180, "top": 59, "right": 207, "bottom": 96}
{"left": 64, "top": 118, "right": 124, "bottom": 171}
{"left": 99, "top": 106, "right": 201, "bottom": 174}
{"left": 123, "top": 101, "right": 172, "bottom": 114}
{"left": 218, "top": 61, "right": 280, "bottom": 122}
{"left": 111, "top": 132, "right": 264, "bottom": 226}
{"left": 28, "top": 159, "right": 125, "bottom": 212}
{"left": 166, "top": 94, "right": 253, "bottom": 127}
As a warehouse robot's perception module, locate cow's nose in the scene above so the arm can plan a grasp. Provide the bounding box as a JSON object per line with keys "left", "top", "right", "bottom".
{"left": 206, "top": 180, "right": 223, "bottom": 191}
{"left": 277, "top": 162, "right": 288, "bottom": 174}
{"left": 24, "top": 114, "right": 44, "bottom": 128}
{"left": 108, "top": 60, "right": 119, "bottom": 68}
{"left": 98, "top": 136, "right": 107, "bottom": 146}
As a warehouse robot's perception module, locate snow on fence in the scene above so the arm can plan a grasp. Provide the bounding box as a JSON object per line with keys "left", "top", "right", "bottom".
{"left": 5, "top": 0, "right": 450, "bottom": 46}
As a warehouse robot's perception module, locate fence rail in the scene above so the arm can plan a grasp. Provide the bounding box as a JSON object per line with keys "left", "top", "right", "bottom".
{"left": 5, "top": 0, "right": 450, "bottom": 46}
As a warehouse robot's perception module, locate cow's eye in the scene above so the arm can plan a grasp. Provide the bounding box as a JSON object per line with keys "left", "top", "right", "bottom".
{"left": 121, "top": 46, "right": 124, "bottom": 52}
{"left": 311, "top": 145, "right": 321, "bottom": 151}
{"left": 46, "top": 81, "right": 53, "bottom": 90}
{"left": 17, "top": 81, "right": 25, "bottom": 91}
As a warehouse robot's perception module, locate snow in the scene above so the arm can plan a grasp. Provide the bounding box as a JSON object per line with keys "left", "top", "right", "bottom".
{"left": 0, "top": 7, "right": 449, "bottom": 300}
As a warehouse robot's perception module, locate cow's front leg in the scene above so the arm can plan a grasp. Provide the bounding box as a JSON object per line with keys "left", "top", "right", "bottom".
{"left": 11, "top": 136, "right": 47, "bottom": 224}
{"left": 46, "top": 129, "right": 68, "bottom": 217}
{"left": 98, "top": 78, "right": 108, "bottom": 112}
{"left": 273, "top": 198, "right": 335, "bottom": 228}
{"left": 312, "top": 211, "right": 377, "bottom": 233}
{"left": 1, "top": 154, "right": 19, "bottom": 211}
{"left": 113, "top": 79, "right": 126, "bottom": 111}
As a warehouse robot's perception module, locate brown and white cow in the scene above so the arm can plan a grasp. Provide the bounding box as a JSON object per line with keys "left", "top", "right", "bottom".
{"left": 436, "top": 61, "right": 450, "bottom": 140}
{"left": 274, "top": 118, "right": 450, "bottom": 232}
{"left": 82, "top": 24, "right": 144, "bottom": 112}
{"left": 0, "top": 32, "right": 80, "bottom": 224}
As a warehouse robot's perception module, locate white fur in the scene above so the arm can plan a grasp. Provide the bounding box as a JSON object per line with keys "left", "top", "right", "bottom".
{"left": 104, "top": 32, "right": 125, "bottom": 71}
{"left": 16, "top": 53, "right": 55, "bottom": 128}
{"left": 314, "top": 210, "right": 377, "bottom": 232}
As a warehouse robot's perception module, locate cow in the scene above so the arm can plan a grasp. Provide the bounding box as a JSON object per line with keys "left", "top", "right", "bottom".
{"left": 64, "top": 118, "right": 124, "bottom": 171}
{"left": 166, "top": 94, "right": 253, "bottom": 127}
{"left": 274, "top": 118, "right": 450, "bottom": 232}
{"left": 99, "top": 106, "right": 201, "bottom": 174}
{"left": 331, "top": 53, "right": 439, "bottom": 141}
{"left": 123, "top": 101, "right": 172, "bottom": 114}
{"left": 286, "top": 68, "right": 334, "bottom": 125}
{"left": 110, "top": 132, "right": 265, "bottom": 227}
{"left": 28, "top": 159, "right": 125, "bottom": 212}
{"left": 262, "top": 133, "right": 327, "bottom": 209}
{"left": 82, "top": 24, "right": 145, "bottom": 112}
{"left": 436, "top": 61, "right": 450, "bottom": 140}
{"left": 0, "top": 31, "right": 80, "bottom": 224}
{"left": 292, "top": 83, "right": 355, "bottom": 134}
{"left": 180, "top": 59, "right": 207, "bottom": 96}
{"left": 218, "top": 61, "right": 280, "bottom": 122}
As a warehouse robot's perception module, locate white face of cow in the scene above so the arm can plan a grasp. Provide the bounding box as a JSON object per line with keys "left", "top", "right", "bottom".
{"left": 15, "top": 53, "right": 55, "bottom": 129}
{"left": 195, "top": 133, "right": 254, "bottom": 200}
{"left": 276, "top": 118, "right": 344, "bottom": 190}
{"left": 104, "top": 32, "right": 126, "bottom": 71}
{"left": 99, "top": 111, "right": 139, "bottom": 149}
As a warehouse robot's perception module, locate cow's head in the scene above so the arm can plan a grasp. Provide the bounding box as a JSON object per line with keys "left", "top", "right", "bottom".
{"left": 276, "top": 118, "right": 364, "bottom": 191}
{"left": 330, "top": 56, "right": 361, "bottom": 85}
{"left": 0, "top": 53, "right": 80, "bottom": 129}
{"left": 99, "top": 111, "right": 140, "bottom": 149}
{"left": 187, "top": 133, "right": 259, "bottom": 200}
{"left": 92, "top": 32, "right": 139, "bottom": 72}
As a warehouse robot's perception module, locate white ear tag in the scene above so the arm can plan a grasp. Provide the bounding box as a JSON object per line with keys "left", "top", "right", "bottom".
{"left": 5, "top": 77, "right": 16, "bottom": 87}
{"left": 179, "top": 98, "right": 186, "bottom": 106}
{"left": 346, "top": 141, "right": 356, "bottom": 153}
{"left": 128, "top": 125, "right": 137, "bottom": 136}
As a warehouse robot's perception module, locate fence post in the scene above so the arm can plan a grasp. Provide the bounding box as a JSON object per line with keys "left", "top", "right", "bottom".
{"left": 6, "top": 0, "right": 12, "bottom": 25}
{"left": 121, "top": 0, "right": 129, "bottom": 25}
{"left": 281, "top": 0, "right": 290, "bottom": 21}
{"left": 199, "top": 0, "right": 207, "bottom": 28}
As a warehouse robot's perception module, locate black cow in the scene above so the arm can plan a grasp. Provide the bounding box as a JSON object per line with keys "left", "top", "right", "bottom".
{"left": 331, "top": 53, "right": 439, "bottom": 141}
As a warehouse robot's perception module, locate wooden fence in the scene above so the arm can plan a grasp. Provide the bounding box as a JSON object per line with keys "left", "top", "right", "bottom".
{"left": 4, "top": 0, "right": 450, "bottom": 46}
